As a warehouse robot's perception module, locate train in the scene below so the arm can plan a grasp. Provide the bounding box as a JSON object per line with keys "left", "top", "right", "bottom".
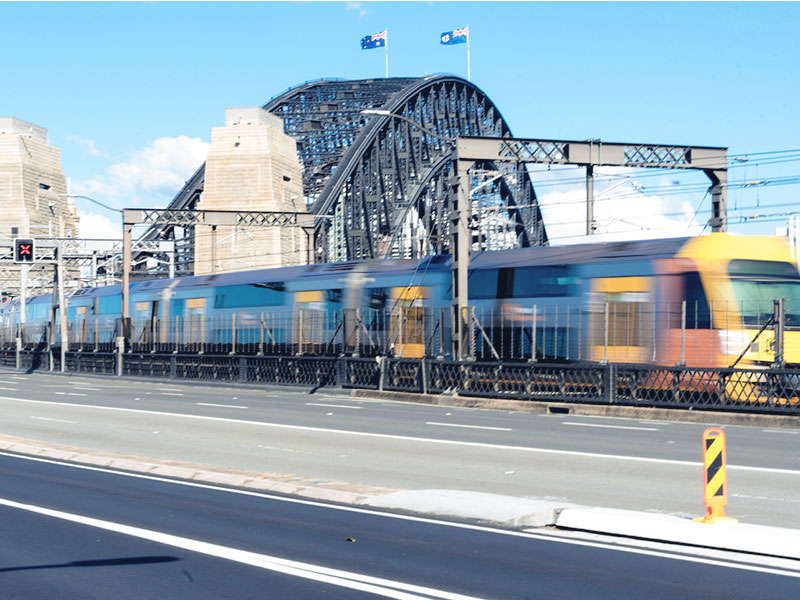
{"left": 2, "top": 232, "right": 799, "bottom": 367}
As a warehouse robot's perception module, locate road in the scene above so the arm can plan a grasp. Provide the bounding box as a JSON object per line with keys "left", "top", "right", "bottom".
{"left": 0, "top": 371, "right": 798, "bottom": 527}
{"left": 1, "top": 452, "right": 798, "bottom": 600}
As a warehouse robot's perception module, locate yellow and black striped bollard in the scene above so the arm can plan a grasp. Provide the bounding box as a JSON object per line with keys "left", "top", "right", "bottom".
{"left": 694, "top": 427, "right": 737, "bottom": 524}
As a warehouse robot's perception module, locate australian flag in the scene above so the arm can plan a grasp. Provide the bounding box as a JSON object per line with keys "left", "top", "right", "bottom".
{"left": 440, "top": 27, "right": 468, "bottom": 45}
{"left": 361, "top": 30, "right": 386, "bottom": 50}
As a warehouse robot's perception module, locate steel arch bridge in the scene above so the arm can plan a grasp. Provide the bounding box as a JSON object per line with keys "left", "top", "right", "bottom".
{"left": 145, "top": 75, "right": 548, "bottom": 270}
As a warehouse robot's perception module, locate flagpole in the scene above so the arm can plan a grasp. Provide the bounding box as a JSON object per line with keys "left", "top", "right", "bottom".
{"left": 466, "top": 26, "right": 471, "bottom": 81}
{"left": 385, "top": 29, "right": 389, "bottom": 78}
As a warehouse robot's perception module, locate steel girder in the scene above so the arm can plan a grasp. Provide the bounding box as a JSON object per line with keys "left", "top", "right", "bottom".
{"left": 139, "top": 76, "right": 547, "bottom": 267}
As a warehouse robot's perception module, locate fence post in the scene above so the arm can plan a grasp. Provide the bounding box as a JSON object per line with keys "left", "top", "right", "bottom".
{"left": 231, "top": 313, "right": 237, "bottom": 355}
{"left": 239, "top": 356, "right": 247, "bottom": 383}
{"left": 603, "top": 302, "right": 609, "bottom": 364}
{"left": 15, "top": 336, "right": 20, "bottom": 371}
{"left": 605, "top": 363, "right": 616, "bottom": 404}
{"left": 170, "top": 355, "right": 177, "bottom": 379}
{"left": 421, "top": 358, "right": 428, "bottom": 394}
{"left": 528, "top": 305, "right": 537, "bottom": 363}
{"left": 116, "top": 336, "right": 124, "bottom": 377}
{"left": 679, "top": 300, "right": 687, "bottom": 366}
{"left": 378, "top": 356, "right": 386, "bottom": 391}
{"left": 773, "top": 298, "right": 785, "bottom": 368}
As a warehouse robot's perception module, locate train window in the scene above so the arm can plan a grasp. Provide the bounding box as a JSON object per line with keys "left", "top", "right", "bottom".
{"left": 214, "top": 284, "right": 285, "bottom": 309}
{"left": 728, "top": 260, "right": 800, "bottom": 326}
{"left": 468, "top": 269, "right": 498, "bottom": 299}
{"left": 512, "top": 266, "right": 573, "bottom": 298}
{"left": 97, "top": 296, "right": 121, "bottom": 315}
{"left": 368, "top": 288, "right": 387, "bottom": 310}
{"left": 326, "top": 289, "right": 343, "bottom": 303}
{"left": 683, "top": 272, "right": 711, "bottom": 329}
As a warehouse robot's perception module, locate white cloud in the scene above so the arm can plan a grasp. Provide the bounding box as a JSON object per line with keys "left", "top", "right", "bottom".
{"left": 346, "top": 2, "right": 368, "bottom": 18}
{"left": 66, "top": 135, "right": 106, "bottom": 158}
{"left": 538, "top": 177, "right": 704, "bottom": 245}
{"left": 78, "top": 212, "right": 121, "bottom": 240}
{"left": 72, "top": 135, "right": 209, "bottom": 209}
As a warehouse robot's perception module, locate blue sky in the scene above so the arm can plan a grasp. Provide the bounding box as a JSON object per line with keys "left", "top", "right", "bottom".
{"left": 3, "top": 2, "right": 800, "bottom": 243}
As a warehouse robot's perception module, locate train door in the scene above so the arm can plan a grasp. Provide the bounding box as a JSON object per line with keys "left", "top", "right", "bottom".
{"left": 294, "top": 291, "right": 326, "bottom": 354}
{"left": 389, "top": 286, "right": 428, "bottom": 358}
{"left": 74, "top": 306, "right": 88, "bottom": 346}
{"left": 185, "top": 298, "right": 206, "bottom": 349}
{"left": 588, "top": 277, "right": 654, "bottom": 363}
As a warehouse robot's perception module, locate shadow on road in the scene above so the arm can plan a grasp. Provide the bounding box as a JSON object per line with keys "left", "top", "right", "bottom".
{"left": 0, "top": 555, "right": 180, "bottom": 572}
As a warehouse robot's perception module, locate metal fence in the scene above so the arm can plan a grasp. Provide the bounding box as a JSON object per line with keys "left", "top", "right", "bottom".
{"left": 2, "top": 299, "right": 795, "bottom": 363}
{"left": 4, "top": 350, "right": 799, "bottom": 415}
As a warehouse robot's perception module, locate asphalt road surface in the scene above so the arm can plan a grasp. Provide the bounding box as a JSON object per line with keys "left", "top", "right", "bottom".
{"left": 0, "top": 371, "right": 798, "bottom": 527}
{"left": 1, "top": 452, "right": 798, "bottom": 600}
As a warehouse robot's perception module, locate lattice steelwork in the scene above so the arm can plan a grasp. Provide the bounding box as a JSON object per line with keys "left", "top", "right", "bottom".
{"left": 140, "top": 76, "right": 547, "bottom": 269}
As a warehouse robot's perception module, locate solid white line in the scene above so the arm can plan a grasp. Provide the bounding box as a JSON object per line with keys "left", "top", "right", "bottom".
{"left": 0, "top": 496, "right": 482, "bottom": 600}
{"left": 0, "top": 387, "right": 18, "bottom": 391}
{"left": 197, "top": 402, "right": 247, "bottom": 409}
{"left": 563, "top": 422, "right": 659, "bottom": 432}
{"left": 306, "top": 403, "right": 363, "bottom": 410}
{"left": 762, "top": 429, "right": 799, "bottom": 435}
{"left": 0, "top": 452, "right": 798, "bottom": 580}
{"left": 30, "top": 416, "right": 77, "bottom": 424}
{"left": 161, "top": 392, "right": 184, "bottom": 396}
{"left": 0, "top": 395, "right": 798, "bottom": 474}
{"left": 426, "top": 422, "right": 512, "bottom": 432}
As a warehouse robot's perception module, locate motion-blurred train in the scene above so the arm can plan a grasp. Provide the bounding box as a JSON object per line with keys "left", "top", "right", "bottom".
{"left": 2, "top": 233, "right": 799, "bottom": 367}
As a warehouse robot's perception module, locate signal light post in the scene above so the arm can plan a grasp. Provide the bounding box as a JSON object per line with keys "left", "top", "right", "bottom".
{"left": 12, "top": 239, "right": 35, "bottom": 355}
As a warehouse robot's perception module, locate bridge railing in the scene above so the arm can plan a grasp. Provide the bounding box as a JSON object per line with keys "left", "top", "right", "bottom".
{"left": 5, "top": 350, "right": 798, "bottom": 415}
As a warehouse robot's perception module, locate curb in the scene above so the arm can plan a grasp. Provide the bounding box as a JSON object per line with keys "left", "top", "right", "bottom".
{"left": 0, "top": 435, "right": 397, "bottom": 506}
{"left": 350, "top": 389, "right": 800, "bottom": 429}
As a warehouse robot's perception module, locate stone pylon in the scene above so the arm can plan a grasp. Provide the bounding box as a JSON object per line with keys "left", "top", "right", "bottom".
{"left": 0, "top": 117, "right": 79, "bottom": 298}
{"left": 194, "top": 108, "right": 308, "bottom": 275}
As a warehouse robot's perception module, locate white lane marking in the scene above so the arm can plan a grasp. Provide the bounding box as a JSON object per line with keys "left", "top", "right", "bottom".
{"left": 196, "top": 402, "right": 247, "bottom": 409}
{"left": 67, "top": 393, "right": 88, "bottom": 397}
{"left": 161, "top": 392, "right": 184, "bottom": 396}
{"left": 10, "top": 376, "right": 27, "bottom": 380}
{"left": 156, "top": 388, "right": 182, "bottom": 392}
{"left": 0, "top": 387, "right": 18, "bottom": 391}
{"left": 55, "top": 392, "right": 66, "bottom": 395}
{"left": 0, "top": 395, "right": 798, "bottom": 474}
{"left": 306, "top": 403, "right": 363, "bottom": 410}
{"left": 1, "top": 453, "right": 798, "bottom": 580}
{"left": 563, "top": 422, "right": 659, "bottom": 432}
{"left": 0, "top": 380, "right": 18, "bottom": 384}
{"left": 71, "top": 387, "right": 102, "bottom": 391}
{"left": 425, "top": 422, "right": 512, "bottom": 432}
{"left": 762, "top": 429, "right": 799, "bottom": 435}
{"left": 30, "top": 416, "right": 77, "bottom": 424}
{"left": 38, "top": 385, "right": 65, "bottom": 388}
{"left": 0, "top": 497, "right": 482, "bottom": 600}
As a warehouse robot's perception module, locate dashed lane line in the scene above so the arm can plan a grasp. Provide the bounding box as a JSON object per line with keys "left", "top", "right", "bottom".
{"left": 0, "top": 395, "right": 798, "bottom": 475}
{"left": 563, "top": 422, "right": 659, "bottom": 432}
{"left": 197, "top": 402, "right": 248, "bottom": 409}
{"left": 425, "top": 422, "right": 512, "bottom": 432}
